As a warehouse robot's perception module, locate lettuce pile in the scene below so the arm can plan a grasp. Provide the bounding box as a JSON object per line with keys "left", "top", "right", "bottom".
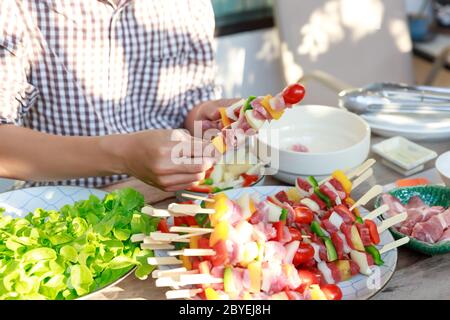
{"left": 0, "top": 188, "right": 158, "bottom": 300}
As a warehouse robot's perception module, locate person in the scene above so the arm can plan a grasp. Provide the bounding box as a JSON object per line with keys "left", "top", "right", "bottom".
{"left": 0, "top": 0, "right": 236, "bottom": 192}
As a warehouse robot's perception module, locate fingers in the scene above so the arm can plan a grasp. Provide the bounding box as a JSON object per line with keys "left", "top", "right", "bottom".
{"left": 163, "top": 183, "right": 197, "bottom": 193}
{"left": 157, "top": 172, "right": 206, "bottom": 190}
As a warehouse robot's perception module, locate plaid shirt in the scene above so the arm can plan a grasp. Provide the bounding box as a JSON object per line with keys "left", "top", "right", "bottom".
{"left": 0, "top": 0, "right": 219, "bottom": 188}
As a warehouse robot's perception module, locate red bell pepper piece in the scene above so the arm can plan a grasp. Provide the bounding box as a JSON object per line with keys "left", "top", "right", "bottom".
{"left": 186, "top": 185, "right": 214, "bottom": 193}
{"left": 210, "top": 240, "right": 228, "bottom": 267}
{"left": 157, "top": 219, "right": 170, "bottom": 233}
{"left": 273, "top": 221, "right": 285, "bottom": 241}
{"left": 365, "top": 219, "right": 380, "bottom": 245}
{"left": 241, "top": 173, "right": 259, "bottom": 187}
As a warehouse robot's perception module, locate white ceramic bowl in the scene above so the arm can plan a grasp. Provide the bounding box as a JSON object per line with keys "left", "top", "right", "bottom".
{"left": 258, "top": 105, "right": 371, "bottom": 184}
{"left": 436, "top": 151, "right": 450, "bottom": 186}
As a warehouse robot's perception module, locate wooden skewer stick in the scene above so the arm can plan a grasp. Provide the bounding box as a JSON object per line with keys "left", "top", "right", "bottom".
{"left": 174, "top": 231, "right": 210, "bottom": 240}
{"left": 349, "top": 185, "right": 383, "bottom": 211}
{"left": 147, "top": 257, "right": 183, "bottom": 266}
{"left": 318, "top": 158, "right": 376, "bottom": 185}
{"left": 155, "top": 277, "right": 180, "bottom": 288}
{"left": 131, "top": 233, "right": 146, "bottom": 243}
{"left": 377, "top": 212, "right": 408, "bottom": 233}
{"left": 168, "top": 249, "right": 216, "bottom": 257}
{"left": 141, "top": 206, "right": 171, "bottom": 217}
{"left": 152, "top": 267, "right": 187, "bottom": 279}
{"left": 141, "top": 243, "right": 175, "bottom": 250}
{"left": 181, "top": 193, "right": 215, "bottom": 203}
{"left": 169, "top": 226, "right": 214, "bottom": 234}
{"left": 150, "top": 232, "right": 181, "bottom": 242}
{"left": 351, "top": 168, "right": 373, "bottom": 190}
{"left": 347, "top": 158, "right": 377, "bottom": 180}
{"left": 178, "top": 274, "right": 223, "bottom": 286}
{"left": 363, "top": 204, "right": 389, "bottom": 221}
{"left": 166, "top": 289, "right": 203, "bottom": 300}
{"left": 143, "top": 237, "right": 190, "bottom": 244}
{"left": 168, "top": 203, "right": 215, "bottom": 216}
{"left": 153, "top": 269, "right": 199, "bottom": 280}
{"left": 379, "top": 237, "right": 410, "bottom": 254}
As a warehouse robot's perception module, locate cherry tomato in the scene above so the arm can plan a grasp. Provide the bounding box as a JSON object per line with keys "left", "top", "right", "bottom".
{"left": 186, "top": 185, "right": 213, "bottom": 193}
{"left": 293, "top": 206, "right": 314, "bottom": 224}
{"left": 241, "top": 173, "right": 259, "bottom": 187}
{"left": 321, "top": 284, "right": 343, "bottom": 300}
{"left": 288, "top": 227, "right": 302, "bottom": 241}
{"left": 282, "top": 84, "right": 306, "bottom": 105}
{"left": 293, "top": 243, "right": 315, "bottom": 266}
{"left": 296, "top": 269, "right": 321, "bottom": 293}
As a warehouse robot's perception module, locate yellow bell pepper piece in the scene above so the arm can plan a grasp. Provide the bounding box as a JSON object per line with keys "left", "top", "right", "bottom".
{"left": 211, "top": 136, "right": 226, "bottom": 154}
{"left": 205, "top": 287, "right": 220, "bottom": 300}
{"left": 190, "top": 234, "right": 200, "bottom": 249}
{"left": 209, "top": 220, "right": 229, "bottom": 246}
{"left": 332, "top": 170, "right": 353, "bottom": 194}
{"left": 181, "top": 255, "right": 192, "bottom": 270}
{"left": 346, "top": 197, "right": 361, "bottom": 217}
{"left": 247, "top": 261, "right": 262, "bottom": 293}
{"left": 249, "top": 199, "right": 256, "bottom": 214}
{"left": 286, "top": 187, "right": 302, "bottom": 203}
{"left": 309, "top": 285, "right": 327, "bottom": 300}
{"left": 211, "top": 195, "right": 230, "bottom": 226}
{"left": 219, "top": 107, "right": 231, "bottom": 127}
{"left": 261, "top": 95, "right": 284, "bottom": 120}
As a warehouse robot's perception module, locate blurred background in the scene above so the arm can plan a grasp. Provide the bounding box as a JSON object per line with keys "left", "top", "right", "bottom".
{"left": 212, "top": 0, "right": 450, "bottom": 104}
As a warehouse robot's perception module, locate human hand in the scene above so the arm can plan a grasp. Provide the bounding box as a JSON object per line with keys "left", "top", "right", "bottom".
{"left": 111, "top": 129, "right": 216, "bottom": 192}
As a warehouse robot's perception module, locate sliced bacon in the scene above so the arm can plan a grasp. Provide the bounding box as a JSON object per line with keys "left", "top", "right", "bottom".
{"left": 310, "top": 194, "right": 327, "bottom": 211}
{"left": 269, "top": 94, "right": 286, "bottom": 111}
{"left": 291, "top": 144, "right": 309, "bottom": 153}
{"left": 356, "top": 223, "right": 372, "bottom": 246}
{"left": 251, "top": 98, "right": 272, "bottom": 120}
{"left": 340, "top": 224, "right": 355, "bottom": 250}
{"left": 334, "top": 204, "right": 356, "bottom": 224}
{"left": 330, "top": 232, "right": 345, "bottom": 260}
{"left": 275, "top": 190, "right": 289, "bottom": 204}
{"left": 296, "top": 178, "right": 313, "bottom": 194}
{"left": 320, "top": 184, "right": 339, "bottom": 205}
{"left": 327, "top": 262, "right": 341, "bottom": 283}
{"left": 329, "top": 178, "right": 346, "bottom": 199}
{"left": 321, "top": 219, "right": 338, "bottom": 234}
{"left": 349, "top": 260, "right": 360, "bottom": 275}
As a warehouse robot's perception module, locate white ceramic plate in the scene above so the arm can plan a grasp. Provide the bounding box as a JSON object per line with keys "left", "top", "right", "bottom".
{"left": 258, "top": 105, "right": 371, "bottom": 177}
{"left": 157, "top": 185, "right": 397, "bottom": 300}
{"left": 362, "top": 113, "right": 450, "bottom": 141}
{"left": 0, "top": 186, "right": 134, "bottom": 300}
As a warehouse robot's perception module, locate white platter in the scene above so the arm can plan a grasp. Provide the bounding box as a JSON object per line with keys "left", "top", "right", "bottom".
{"left": 157, "top": 185, "right": 397, "bottom": 300}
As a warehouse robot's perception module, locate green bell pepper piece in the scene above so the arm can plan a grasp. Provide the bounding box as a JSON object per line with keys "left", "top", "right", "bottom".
{"left": 355, "top": 216, "right": 364, "bottom": 224}
{"left": 202, "top": 178, "right": 214, "bottom": 185}
{"left": 195, "top": 213, "right": 209, "bottom": 227}
{"left": 311, "top": 221, "right": 327, "bottom": 238}
{"left": 243, "top": 96, "right": 257, "bottom": 111}
{"left": 365, "top": 245, "right": 384, "bottom": 266}
{"left": 314, "top": 187, "right": 332, "bottom": 209}
{"left": 307, "top": 176, "right": 319, "bottom": 188}
{"left": 280, "top": 208, "right": 288, "bottom": 222}
{"left": 322, "top": 237, "right": 338, "bottom": 262}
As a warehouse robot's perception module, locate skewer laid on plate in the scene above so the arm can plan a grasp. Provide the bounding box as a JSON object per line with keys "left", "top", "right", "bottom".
{"left": 349, "top": 185, "right": 383, "bottom": 211}
{"left": 377, "top": 212, "right": 408, "bottom": 233}
{"left": 351, "top": 168, "right": 374, "bottom": 190}
{"left": 167, "top": 249, "right": 216, "bottom": 257}
{"left": 379, "top": 237, "right": 410, "bottom": 254}
{"left": 181, "top": 193, "right": 215, "bottom": 203}
{"left": 319, "top": 158, "right": 376, "bottom": 185}
{"left": 363, "top": 204, "right": 389, "bottom": 221}
{"left": 168, "top": 203, "right": 215, "bottom": 216}
{"left": 166, "top": 289, "right": 203, "bottom": 300}
{"left": 147, "top": 256, "right": 183, "bottom": 266}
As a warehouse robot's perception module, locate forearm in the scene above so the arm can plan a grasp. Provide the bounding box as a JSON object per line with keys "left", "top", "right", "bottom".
{"left": 0, "top": 125, "right": 125, "bottom": 181}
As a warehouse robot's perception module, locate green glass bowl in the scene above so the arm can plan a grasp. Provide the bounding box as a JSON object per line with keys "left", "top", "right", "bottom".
{"left": 374, "top": 185, "right": 450, "bottom": 255}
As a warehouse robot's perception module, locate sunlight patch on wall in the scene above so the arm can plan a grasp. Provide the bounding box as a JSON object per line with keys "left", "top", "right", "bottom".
{"left": 256, "top": 30, "right": 281, "bottom": 63}
{"left": 389, "top": 19, "right": 413, "bottom": 53}
{"left": 297, "top": 0, "right": 385, "bottom": 61}
{"left": 281, "top": 43, "right": 304, "bottom": 84}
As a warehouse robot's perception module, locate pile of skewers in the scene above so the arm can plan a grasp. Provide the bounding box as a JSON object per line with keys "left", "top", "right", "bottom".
{"left": 131, "top": 159, "right": 410, "bottom": 300}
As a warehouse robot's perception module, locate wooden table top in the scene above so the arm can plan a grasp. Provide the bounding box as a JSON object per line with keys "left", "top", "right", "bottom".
{"left": 91, "top": 135, "right": 450, "bottom": 300}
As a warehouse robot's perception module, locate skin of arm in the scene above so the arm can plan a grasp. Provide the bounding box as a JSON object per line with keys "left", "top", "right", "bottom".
{"left": 0, "top": 125, "right": 215, "bottom": 191}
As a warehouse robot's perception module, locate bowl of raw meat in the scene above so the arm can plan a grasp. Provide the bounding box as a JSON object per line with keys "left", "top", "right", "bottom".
{"left": 375, "top": 185, "right": 450, "bottom": 255}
